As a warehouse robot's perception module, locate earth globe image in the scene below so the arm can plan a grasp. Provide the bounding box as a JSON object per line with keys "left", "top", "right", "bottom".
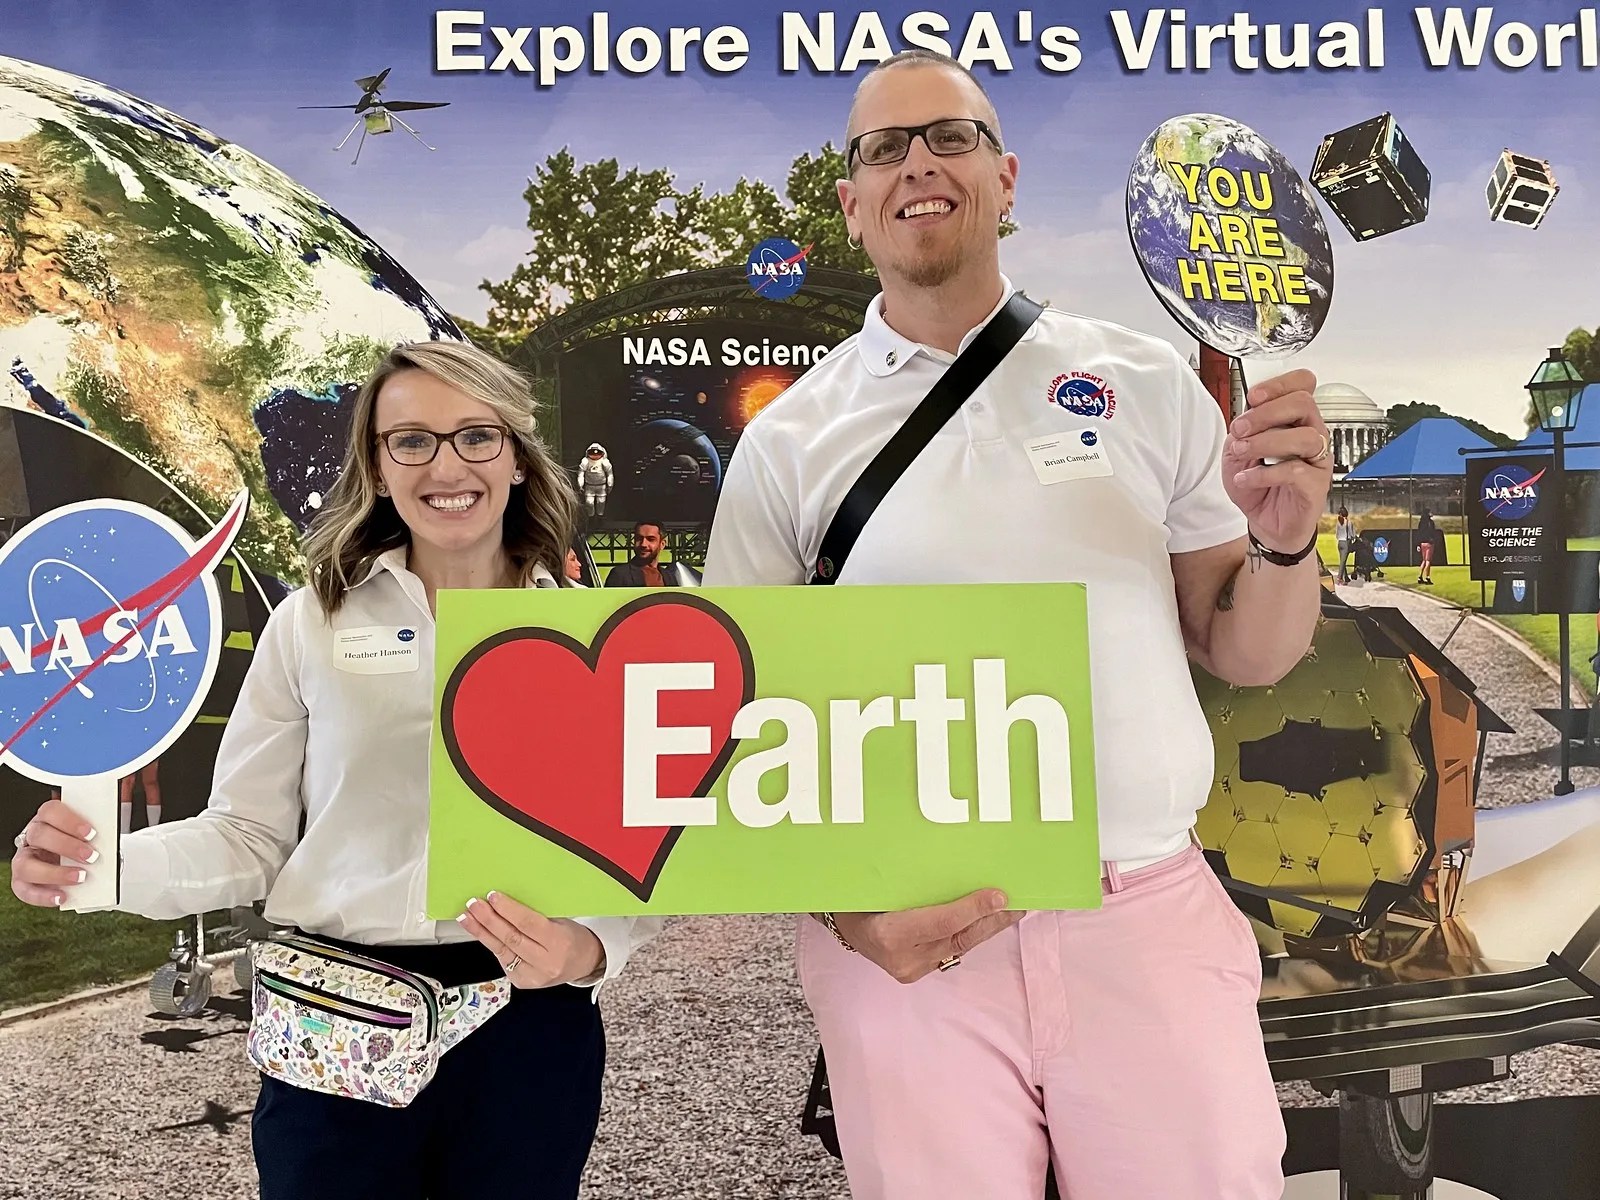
{"left": 0, "top": 55, "right": 465, "bottom": 586}
{"left": 1125, "top": 113, "right": 1334, "bottom": 359}
{"left": 628, "top": 417, "right": 723, "bottom": 525}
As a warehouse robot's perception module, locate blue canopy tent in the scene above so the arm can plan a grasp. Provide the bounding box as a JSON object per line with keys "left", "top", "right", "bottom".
{"left": 1338, "top": 418, "right": 1499, "bottom": 568}
{"left": 1343, "top": 417, "right": 1498, "bottom": 482}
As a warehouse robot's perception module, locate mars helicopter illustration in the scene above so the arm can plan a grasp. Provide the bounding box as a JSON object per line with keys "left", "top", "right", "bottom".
{"left": 298, "top": 68, "right": 448, "bottom": 164}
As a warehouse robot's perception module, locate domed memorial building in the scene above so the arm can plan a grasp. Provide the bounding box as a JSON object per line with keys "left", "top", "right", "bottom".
{"left": 1315, "top": 383, "right": 1390, "bottom": 477}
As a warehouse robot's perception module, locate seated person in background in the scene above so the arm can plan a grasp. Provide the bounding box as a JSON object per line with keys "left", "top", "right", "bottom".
{"left": 604, "top": 519, "right": 680, "bottom": 587}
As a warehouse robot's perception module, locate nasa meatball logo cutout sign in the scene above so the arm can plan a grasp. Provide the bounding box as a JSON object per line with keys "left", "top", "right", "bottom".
{"left": 0, "top": 489, "right": 249, "bottom": 910}
{"left": 0, "top": 491, "right": 249, "bottom": 783}
{"left": 1126, "top": 113, "right": 1334, "bottom": 359}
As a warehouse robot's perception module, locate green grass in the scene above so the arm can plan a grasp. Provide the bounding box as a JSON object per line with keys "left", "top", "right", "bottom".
{"left": 0, "top": 864, "right": 187, "bottom": 1012}
{"left": 1379, "top": 566, "right": 1596, "bottom": 701}
{"left": 1314, "top": 530, "right": 1597, "bottom": 697}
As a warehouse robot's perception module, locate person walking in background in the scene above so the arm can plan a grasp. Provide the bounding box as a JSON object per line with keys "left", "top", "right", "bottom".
{"left": 1416, "top": 506, "right": 1437, "bottom": 585}
{"left": 1335, "top": 506, "right": 1353, "bottom": 584}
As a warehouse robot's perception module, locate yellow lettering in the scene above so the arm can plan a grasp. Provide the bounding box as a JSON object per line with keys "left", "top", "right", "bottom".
{"left": 1168, "top": 161, "right": 1204, "bottom": 204}
{"left": 1178, "top": 258, "right": 1214, "bottom": 300}
{"left": 1244, "top": 263, "right": 1281, "bottom": 303}
{"left": 1188, "top": 212, "right": 1220, "bottom": 253}
{"left": 1242, "top": 171, "right": 1274, "bottom": 210}
{"left": 1218, "top": 214, "right": 1252, "bottom": 255}
{"left": 1253, "top": 217, "right": 1284, "bottom": 258}
{"left": 1207, "top": 167, "right": 1240, "bottom": 207}
{"left": 1214, "top": 260, "right": 1247, "bottom": 301}
{"left": 1281, "top": 265, "right": 1310, "bottom": 305}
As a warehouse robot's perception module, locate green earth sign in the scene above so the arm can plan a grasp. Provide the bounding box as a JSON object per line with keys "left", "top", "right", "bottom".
{"left": 427, "top": 585, "right": 1103, "bottom": 918}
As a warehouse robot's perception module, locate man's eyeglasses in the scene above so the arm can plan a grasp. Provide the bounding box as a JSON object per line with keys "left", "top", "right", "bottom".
{"left": 378, "top": 425, "right": 509, "bottom": 466}
{"left": 848, "top": 118, "right": 1001, "bottom": 169}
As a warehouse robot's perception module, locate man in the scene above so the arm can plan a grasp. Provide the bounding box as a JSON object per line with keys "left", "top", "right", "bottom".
{"left": 604, "top": 520, "right": 679, "bottom": 587}
{"left": 703, "top": 50, "right": 1330, "bottom": 1200}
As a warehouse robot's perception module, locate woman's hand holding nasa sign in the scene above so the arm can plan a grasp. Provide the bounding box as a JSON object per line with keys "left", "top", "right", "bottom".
{"left": 0, "top": 491, "right": 249, "bottom": 910}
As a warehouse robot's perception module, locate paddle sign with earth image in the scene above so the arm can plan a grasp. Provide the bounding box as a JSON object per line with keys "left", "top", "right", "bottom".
{"left": 0, "top": 490, "right": 250, "bottom": 910}
{"left": 1126, "top": 113, "right": 1335, "bottom": 423}
{"left": 426, "top": 585, "right": 1102, "bottom": 918}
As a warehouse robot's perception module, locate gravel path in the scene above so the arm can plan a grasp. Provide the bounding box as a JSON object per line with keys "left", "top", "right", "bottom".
{"left": 2, "top": 582, "right": 1596, "bottom": 1198}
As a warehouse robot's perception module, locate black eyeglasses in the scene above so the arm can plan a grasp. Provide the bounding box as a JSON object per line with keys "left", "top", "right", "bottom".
{"left": 378, "top": 424, "right": 509, "bottom": 466}
{"left": 848, "top": 118, "right": 1002, "bottom": 169}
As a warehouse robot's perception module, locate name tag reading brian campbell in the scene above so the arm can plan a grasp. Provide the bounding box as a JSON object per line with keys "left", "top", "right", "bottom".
{"left": 334, "top": 626, "right": 422, "bottom": 674}
{"left": 1024, "top": 434, "right": 1113, "bottom": 486}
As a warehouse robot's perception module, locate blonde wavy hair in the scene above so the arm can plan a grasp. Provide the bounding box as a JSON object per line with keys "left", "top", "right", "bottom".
{"left": 302, "top": 340, "right": 577, "bottom": 614}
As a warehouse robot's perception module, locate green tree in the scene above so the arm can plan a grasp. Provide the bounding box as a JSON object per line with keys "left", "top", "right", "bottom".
{"left": 459, "top": 144, "right": 1018, "bottom": 351}
{"left": 1387, "top": 401, "right": 1516, "bottom": 449}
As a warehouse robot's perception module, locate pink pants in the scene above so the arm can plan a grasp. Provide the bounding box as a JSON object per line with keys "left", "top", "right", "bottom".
{"left": 797, "top": 845, "right": 1284, "bottom": 1200}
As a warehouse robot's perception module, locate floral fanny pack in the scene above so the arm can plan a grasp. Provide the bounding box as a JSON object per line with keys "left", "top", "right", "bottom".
{"left": 246, "top": 935, "right": 512, "bottom": 1108}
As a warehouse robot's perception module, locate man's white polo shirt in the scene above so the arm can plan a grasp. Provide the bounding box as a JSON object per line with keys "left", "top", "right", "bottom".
{"left": 703, "top": 279, "right": 1247, "bottom": 868}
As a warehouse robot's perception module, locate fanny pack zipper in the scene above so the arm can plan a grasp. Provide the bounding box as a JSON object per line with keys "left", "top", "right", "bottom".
{"left": 258, "top": 971, "right": 415, "bottom": 1028}
{"left": 277, "top": 937, "right": 440, "bottom": 1040}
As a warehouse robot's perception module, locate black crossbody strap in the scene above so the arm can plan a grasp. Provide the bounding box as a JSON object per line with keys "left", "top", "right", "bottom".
{"left": 809, "top": 291, "right": 1044, "bottom": 584}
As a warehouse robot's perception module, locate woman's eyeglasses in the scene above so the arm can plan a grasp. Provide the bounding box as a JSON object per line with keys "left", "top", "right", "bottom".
{"left": 378, "top": 425, "right": 508, "bottom": 466}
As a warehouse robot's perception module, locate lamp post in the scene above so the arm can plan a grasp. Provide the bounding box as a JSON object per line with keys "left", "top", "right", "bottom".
{"left": 1526, "top": 346, "right": 1586, "bottom": 795}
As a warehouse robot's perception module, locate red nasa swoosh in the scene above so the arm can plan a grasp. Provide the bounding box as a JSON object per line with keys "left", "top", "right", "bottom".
{"left": 0, "top": 490, "right": 251, "bottom": 757}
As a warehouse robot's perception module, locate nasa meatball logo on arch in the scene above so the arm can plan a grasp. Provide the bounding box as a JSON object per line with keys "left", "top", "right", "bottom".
{"left": 745, "top": 236, "right": 811, "bottom": 301}
{"left": 0, "top": 490, "right": 249, "bottom": 785}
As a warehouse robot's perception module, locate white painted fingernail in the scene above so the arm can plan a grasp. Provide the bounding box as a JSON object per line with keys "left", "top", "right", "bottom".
{"left": 74, "top": 869, "right": 86, "bottom": 883}
{"left": 487, "top": 890, "right": 502, "bottom": 902}
{"left": 465, "top": 897, "right": 481, "bottom": 910}
{"left": 52, "top": 894, "right": 63, "bottom": 907}
{"left": 83, "top": 828, "right": 97, "bottom": 842}
{"left": 85, "top": 850, "right": 99, "bottom": 865}
{"left": 455, "top": 913, "right": 469, "bottom": 924}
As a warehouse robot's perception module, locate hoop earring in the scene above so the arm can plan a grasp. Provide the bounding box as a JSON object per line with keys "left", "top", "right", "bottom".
{"left": 375, "top": 482, "right": 388, "bottom": 497}
{"left": 847, "top": 232, "right": 861, "bottom": 251}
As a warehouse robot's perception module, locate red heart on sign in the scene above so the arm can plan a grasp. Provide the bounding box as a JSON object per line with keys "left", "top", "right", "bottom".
{"left": 441, "top": 594, "right": 754, "bottom": 900}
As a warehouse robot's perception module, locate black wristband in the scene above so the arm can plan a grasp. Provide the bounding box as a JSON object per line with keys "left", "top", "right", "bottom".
{"left": 1248, "top": 528, "right": 1318, "bottom": 567}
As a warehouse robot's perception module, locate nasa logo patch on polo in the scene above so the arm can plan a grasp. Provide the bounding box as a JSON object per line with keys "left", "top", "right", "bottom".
{"left": 1048, "top": 371, "right": 1116, "bottom": 419}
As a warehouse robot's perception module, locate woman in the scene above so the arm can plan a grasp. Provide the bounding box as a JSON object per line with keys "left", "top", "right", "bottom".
{"left": 9, "top": 340, "right": 662, "bottom": 1199}
{"left": 1335, "top": 506, "right": 1353, "bottom": 584}
{"left": 1416, "top": 507, "right": 1437, "bottom": 585}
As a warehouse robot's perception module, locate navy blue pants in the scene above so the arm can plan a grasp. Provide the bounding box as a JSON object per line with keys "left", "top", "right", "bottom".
{"left": 252, "top": 936, "right": 605, "bottom": 1200}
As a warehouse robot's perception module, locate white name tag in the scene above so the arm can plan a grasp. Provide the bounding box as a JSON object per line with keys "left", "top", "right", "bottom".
{"left": 1024, "top": 434, "right": 1113, "bottom": 485}
{"left": 334, "top": 626, "right": 421, "bottom": 674}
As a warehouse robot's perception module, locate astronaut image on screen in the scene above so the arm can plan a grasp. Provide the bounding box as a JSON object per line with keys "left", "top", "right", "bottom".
{"left": 577, "top": 442, "right": 613, "bottom": 519}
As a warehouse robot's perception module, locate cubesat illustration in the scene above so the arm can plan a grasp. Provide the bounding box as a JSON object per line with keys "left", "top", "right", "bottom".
{"left": 1309, "top": 112, "right": 1431, "bottom": 241}
{"left": 1192, "top": 601, "right": 1500, "bottom": 943}
{"left": 1486, "top": 148, "right": 1560, "bottom": 228}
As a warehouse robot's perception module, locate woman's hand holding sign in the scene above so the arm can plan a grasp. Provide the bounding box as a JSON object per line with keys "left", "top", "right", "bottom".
{"left": 829, "top": 889, "right": 1021, "bottom": 984}
{"left": 9, "top": 796, "right": 99, "bottom": 908}
{"left": 1221, "top": 367, "right": 1333, "bottom": 554}
{"left": 458, "top": 890, "right": 606, "bottom": 987}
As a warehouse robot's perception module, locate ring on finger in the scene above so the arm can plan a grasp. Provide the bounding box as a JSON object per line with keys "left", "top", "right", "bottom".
{"left": 505, "top": 953, "right": 521, "bottom": 974}
{"left": 1309, "top": 430, "right": 1330, "bottom": 465}
{"left": 937, "top": 954, "right": 962, "bottom": 971}
{"left": 12, "top": 826, "right": 28, "bottom": 851}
